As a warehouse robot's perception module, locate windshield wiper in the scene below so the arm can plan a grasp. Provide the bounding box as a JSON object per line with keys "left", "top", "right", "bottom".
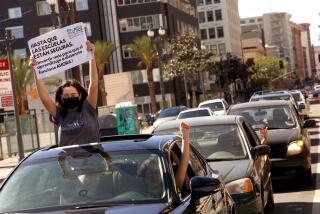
{"left": 206, "top": 157, "right": 245, "bottom": 162}
{"left": 74, "top": 203, "right": 118, "bottom": 209}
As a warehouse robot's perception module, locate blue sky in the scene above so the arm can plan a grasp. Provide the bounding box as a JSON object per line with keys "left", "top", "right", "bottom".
{"left": 238, "top": 0, "right": 320, "bottom": 46}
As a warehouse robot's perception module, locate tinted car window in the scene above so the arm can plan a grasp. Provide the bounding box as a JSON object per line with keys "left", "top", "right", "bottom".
{"left": 0, "top": 150, "right": 166, "bottom": 213}
{"left": 229, "top": 105, "right": 296, "bottom": 130}
{"left": 178, "top": 110, "right": 210, "bottom": 119}
{"left": 156, "top": 125, "right": 247, "bottom": 160}
{"left": 158, "top": 107, "right": 181, "bottom": 118}
{"left": 199, "top": 102, "right": 224, "bottom": 111}
{"left": 257, "top": 94, "right": 291, "bottom": 101}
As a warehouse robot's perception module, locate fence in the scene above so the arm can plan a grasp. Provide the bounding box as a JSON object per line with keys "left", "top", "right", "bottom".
{"left": 0, "top": 109, "right": 56, "bottom": 159}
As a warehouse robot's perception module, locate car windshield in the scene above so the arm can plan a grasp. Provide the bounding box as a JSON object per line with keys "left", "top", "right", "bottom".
{"left": 178, "top": 109, "right": 210, "bottom": 119}
{"left": 199, "top": 102, "right": 224, "bottom": 111}
{"left": 0, "top": 147, "right": 165, "bottom": 213}
{"left": 155, "top": 125, "right": 247, "bottom": 161}
{"left": 291, "top": 92, "right": 302, "bottom": 102}
{"left": 229, "top": 105, "right": 296, "bottom": 130}
{"left": 251, "top": 94, "right": 291, "bottom": 101}
{"left": 158, "top": 107, "right": 181, "bottom": 118}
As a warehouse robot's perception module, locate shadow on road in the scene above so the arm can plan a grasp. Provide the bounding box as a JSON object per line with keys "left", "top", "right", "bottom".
{"left": 266, "top": 202, "right": 319, "bottom": 214}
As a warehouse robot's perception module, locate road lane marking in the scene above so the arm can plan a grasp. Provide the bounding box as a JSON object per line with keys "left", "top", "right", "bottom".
{"left": 312, "top": 128, "right": 320, "bottom": 213}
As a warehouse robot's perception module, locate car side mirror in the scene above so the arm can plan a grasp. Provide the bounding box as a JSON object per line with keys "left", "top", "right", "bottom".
{"left": 190, "top": 176, "right": 221, "bottom": 203}
{"left": 251, "top": 145, "right": 270, "bottom": 159}
{"left": 303, "top": 119, "right": 316, "bottom": 128}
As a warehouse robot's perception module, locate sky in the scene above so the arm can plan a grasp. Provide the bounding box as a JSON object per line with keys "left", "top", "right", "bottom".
{"left": 238, "top": 0, "right": 320, "bottom": 46}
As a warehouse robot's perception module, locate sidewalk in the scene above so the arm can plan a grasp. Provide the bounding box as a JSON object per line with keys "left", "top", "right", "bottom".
{"left": 0, "top": 155, "right": 19, "bottom": 183}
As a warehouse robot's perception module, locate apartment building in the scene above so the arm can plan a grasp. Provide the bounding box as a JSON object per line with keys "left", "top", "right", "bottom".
{"left": 299, "top": 23, "right": 314, "bottom": 78}
{"left": 102, "top": 0, "right": 199, "bottom": 112}
{"left": 291, "top": 22, "right": 305, "bottom": 80}
{"left": 197, "top": 0, "right": 242, "bottom": 58}
{"left": 314, "top": 46, "right": 320, "bottom": 78}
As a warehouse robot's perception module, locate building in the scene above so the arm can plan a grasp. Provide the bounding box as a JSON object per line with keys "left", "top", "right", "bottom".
{"left": 101, "top": 0, "right": 199, "bottom": 113}
{"left": 197, "top": 0, "right": 242, "bottom": 58}
{"left": 314, "top": 46, "right": 320, "bottom": 78}
{"left": 290, "top": 22, "right": 305, "bottom": 80}
{"left": 240, "top": 25, "right": 265, "bottom": 61}
{"left": 265, "top": 45, "right": 280, "bottom": 58}
{"left": 299, "top": 23, "right": 313, "bottom": 78}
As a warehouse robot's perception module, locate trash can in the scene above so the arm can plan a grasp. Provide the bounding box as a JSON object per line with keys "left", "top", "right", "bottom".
{"left": 115, "top": 102, "right": 138, "bottom": 135}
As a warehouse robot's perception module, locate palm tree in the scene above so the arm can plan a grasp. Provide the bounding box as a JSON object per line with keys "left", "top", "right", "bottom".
{"left": 94, "top": 40, "right": 116, "bottom": 106}
{"left": 127, "top": 36, "right": 158, "bottom": 113}
{"left": 12, "top": 55, "right": 34, "bottom": 115}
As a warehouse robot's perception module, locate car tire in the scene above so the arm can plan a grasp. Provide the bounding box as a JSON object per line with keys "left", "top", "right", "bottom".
{"left": 265, "top": 183, "right": 275, "bottom": 210}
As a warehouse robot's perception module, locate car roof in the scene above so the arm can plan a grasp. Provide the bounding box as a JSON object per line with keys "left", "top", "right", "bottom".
{"left": 25, "top": 135, "right": 179, "bottom": 162}
{"left": 230, "top": 100, "right": 291, "bottom": 110}
{"left": 180, "top": 107, "right": 211, "bottom": 113}
{"left": 198, "top": 99, "right": 224, "bottom": 105}
{"left": 155, "top": 115, "right": 239, "bottom": 132}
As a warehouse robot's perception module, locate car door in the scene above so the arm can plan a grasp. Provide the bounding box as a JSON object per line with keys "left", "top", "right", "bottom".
{"left": 240, "top": 121, "right": 271, "bottom": 206}
{"left": 168, "top": 142, "right": 226, "bottom": 214}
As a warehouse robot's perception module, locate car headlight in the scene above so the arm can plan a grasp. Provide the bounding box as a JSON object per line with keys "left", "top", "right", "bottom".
{"left": 225, "top": 178, "right": 254, "bottom": 195}
{"left": 287, "top": 140, "right": 304, "bottom": 155}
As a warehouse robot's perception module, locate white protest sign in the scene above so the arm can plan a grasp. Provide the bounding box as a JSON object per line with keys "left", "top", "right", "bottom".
{"left": 28, "top": 22, "right": 92, "bottom": 79}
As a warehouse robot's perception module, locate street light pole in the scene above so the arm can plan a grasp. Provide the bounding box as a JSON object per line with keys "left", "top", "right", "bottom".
{"left": 147, "top": 26, "right": 166, "bottom": 109}
{"left": 0, "top": 31, "right": 24, "bottom": 161}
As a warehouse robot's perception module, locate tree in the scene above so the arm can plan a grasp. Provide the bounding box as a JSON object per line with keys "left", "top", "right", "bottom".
{"left": 164, "top": 30, "right": 215, "bottom": 107}
{"left": 94, "top": 40, "right": 116, "bottom": 106}
{"left": 127, "top": 36, "right": 158, "bottom": 113}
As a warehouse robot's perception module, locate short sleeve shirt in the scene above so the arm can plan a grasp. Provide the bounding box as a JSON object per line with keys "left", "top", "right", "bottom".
{"left": 52, "top": 99, "right": 100, "bottom": 146}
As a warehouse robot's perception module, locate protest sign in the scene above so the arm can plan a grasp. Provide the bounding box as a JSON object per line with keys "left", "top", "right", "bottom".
{"left": 0, "top": 58, "right": 13, "bottom": 110}
{"left": 28, "top": 22, "right": 92, "bottom": 79}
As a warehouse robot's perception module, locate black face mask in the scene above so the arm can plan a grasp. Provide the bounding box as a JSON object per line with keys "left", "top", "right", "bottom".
{"left": 62, "top": 97, "right": 80, "bottom": 110}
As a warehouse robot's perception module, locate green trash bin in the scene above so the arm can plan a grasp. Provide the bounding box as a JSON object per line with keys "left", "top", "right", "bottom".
{"left": 115, "top": 102, "right": 138, "bottom": 135}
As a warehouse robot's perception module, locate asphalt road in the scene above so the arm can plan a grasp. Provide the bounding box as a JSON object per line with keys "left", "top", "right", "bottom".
{"left": 266, "top": 103, "right": 320, "bottom": 214}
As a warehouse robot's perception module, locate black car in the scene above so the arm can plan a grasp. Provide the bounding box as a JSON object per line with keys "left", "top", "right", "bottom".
{"left": 153, "top": 106, "right": 188, "bottom": 129}
{"left": 0, "top": 135, "right": 234, "bottom": 214}
{"left": 228, "top": 100, "right": 315, "bottom": 183}
{"left": 154, "top": 116, "right": 274, "bottom": 214}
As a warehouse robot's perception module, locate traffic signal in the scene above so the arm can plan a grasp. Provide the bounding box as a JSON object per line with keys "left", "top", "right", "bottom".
{"left": 279, "top": 60, "right": 284, "bottom": 69}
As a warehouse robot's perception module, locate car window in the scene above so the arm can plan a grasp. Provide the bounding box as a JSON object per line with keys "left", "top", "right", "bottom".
{"left": 229, "top": 105, "right": 296, "bottom": 130}
{"left": 0, "top": 149, "right": 166, "bottom": 213}
{"left": 241, "top": 121, "right": 259, "bottom": 147}
{"left": 178, "top": 109, "right": 210, "bottom": 119}
{"left": 199, "top": 102, "right": 224, "bottom": 111}
{"left": 291, "top": 93, "right": 302, "bottom": 102}
{"left": 158, "top": 107, "right": 180, "bottom": 118}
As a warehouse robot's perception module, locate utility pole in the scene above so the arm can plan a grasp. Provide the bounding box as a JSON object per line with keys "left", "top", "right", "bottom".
{"left": 0, "top": 31, "right": 24, "bottom": 161}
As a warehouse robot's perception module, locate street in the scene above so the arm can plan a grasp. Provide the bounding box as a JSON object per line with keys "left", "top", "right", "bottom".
{"left": 266, "top": 103, "right": 320, "bottom": 214}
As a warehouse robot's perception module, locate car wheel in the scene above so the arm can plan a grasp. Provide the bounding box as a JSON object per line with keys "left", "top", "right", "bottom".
{"left": 265, "top": 183, "right": 275, "bottom": 210}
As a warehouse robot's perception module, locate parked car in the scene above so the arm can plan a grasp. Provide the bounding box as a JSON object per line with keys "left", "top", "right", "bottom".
{"left": 177, "top": 108, "right": 214, "bottom": 119}
{"left": 154, "top": 116, "right": 274, "bottom": 213}
{"left": 152, "top": 106, "right": 188, "bottom": 129}
{"left": 0, "top": 135, "right": 235, "bottom": 214}
{"left": 198, "top": 99, "right": 229, "bottom": 116}
{"left": 228, "top": 100, "right": 315, "bottom": 183}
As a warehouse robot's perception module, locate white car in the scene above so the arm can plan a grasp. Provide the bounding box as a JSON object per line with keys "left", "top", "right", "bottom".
{"left": 198, "top": 99, "right": 229, "bottom": 116}
{"left": 176, "top": 108, "right": 214, "bottom": 119}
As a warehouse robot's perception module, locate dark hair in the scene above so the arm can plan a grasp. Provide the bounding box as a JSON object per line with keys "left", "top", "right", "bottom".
{"left": 55, "top": 79, "right": 88, "bottom": 118}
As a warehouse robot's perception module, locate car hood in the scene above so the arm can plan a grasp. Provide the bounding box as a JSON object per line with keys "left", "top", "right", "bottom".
{"left": 255, "top": 128, "right": 300, "bottom": 145}
{"left": 153, "top": 117, "right": 177, "bottom": 128}
{"left": 10, "top": 203, "right": 168, "bottom": 214}
{"left": 208, "top": 159, "right": 251, "bottom": 183}
{"left": 212, "top": 110, "right": 226, "bottom": 116}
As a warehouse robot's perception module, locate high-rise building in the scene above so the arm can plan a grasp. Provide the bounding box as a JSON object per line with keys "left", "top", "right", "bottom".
{"left": 291, "top": 22, "right": 305, "bottom": 80}
{"left": 314, "top": 46, "right": 320, "bottom": 78}
{"left": 299, "top": 23, "right": 314, "bottom": 78}
{"left": 197, "top": 0, "right": 242, "bottom": 58}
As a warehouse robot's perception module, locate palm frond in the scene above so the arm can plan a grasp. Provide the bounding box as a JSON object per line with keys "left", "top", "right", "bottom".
{"left": 94, "top": 40, "right": 116, "bottom": 72}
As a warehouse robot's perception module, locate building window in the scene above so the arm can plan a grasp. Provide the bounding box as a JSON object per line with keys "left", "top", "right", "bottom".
{"left": 210, "top": 45, "right": 217, "bottom": 55}
{"left": 39, "top": 27, "right": 55, "bottom": 35}
{"left": 215, "top": 10, "right": 222, "bottom": 21}
{"left": 117, "top": 0, "right": 124, "bottom": 5}
{"left": 13, "top": 49, "right": 27, "bottom": 58}
{"left": 207, "top": 11, "right": 214, "bottom": 22}
{"left": 83, "top": 22, "right": 92, "bottom": 37}
{"left": 198, "top": 12, "right": 205, "bottom": 23}
{"left": 118, "top": 0, "right": 157, "bottom": 6}
{"left": 122, "top": 45, "right": 136, "bottom": 59}
{"left": 217, "top": 26, "right": 224, "bottom": 38}
{"left": 241, "top": 20, "right": 246, "bottom": 24}
{"left": 205, "top": 0, "right": 212, "bottom": 5}
{"left": 249, "top": 19, "right": 255, "bottom": 23}
{"left": 200, "top": 29, "right": 207, "bottom": 40}
{"left": 257, "top": 18, "right": 263, "bottom": 22}
{"left": 208, "top": 28, "right": 215, "bottom": 39}
{"left": 76, "top": 0, "right": 89, "bottom": 11}
{"left": 36, "top": 1, "right": 51, "bottom": 16}
{"left": 197, "top": 0, "right": 204, "bottom": 6}
{"left": 119, "top": 15, "right": 160, "bottom": 32}
{"left": 6, "top": 26, "right": 24, "bottom": 39}
{"left": 214, "top": 0, "right": 220, "bottom": 3}
{"left": 218, "top": 43, "right": 226, "bottom": 54}
{"left": 8, "top": 7, "right": 22, "bottom": 19}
